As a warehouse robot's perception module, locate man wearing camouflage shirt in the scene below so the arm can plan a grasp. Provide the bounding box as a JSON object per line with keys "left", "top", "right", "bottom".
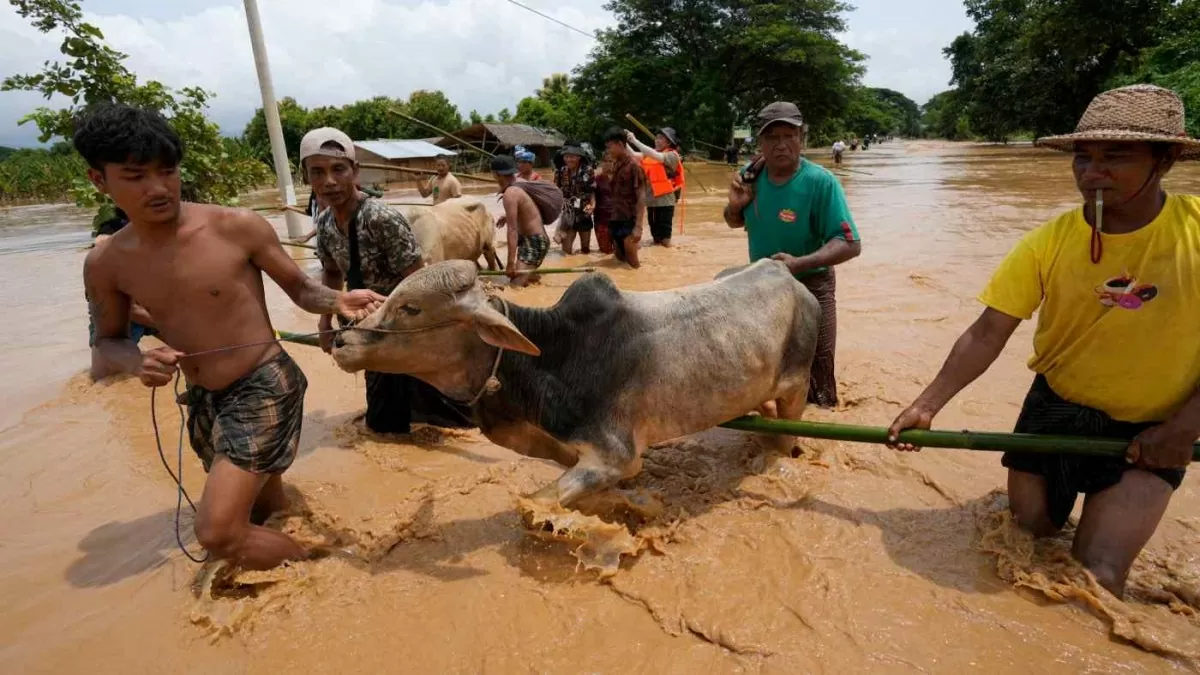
{"left": 305, "top": 127, "right": 472, "bottom": 433}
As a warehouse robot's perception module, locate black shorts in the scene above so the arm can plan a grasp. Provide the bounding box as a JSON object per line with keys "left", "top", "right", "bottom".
{"left": 1002, "top": 375, "right": 1185, "bottom": 529}
{"left": 609, "top": 219, "right": 636, "bottom": 259}
{"left": 648, "top": 206, "right": 674, "bottom": 242}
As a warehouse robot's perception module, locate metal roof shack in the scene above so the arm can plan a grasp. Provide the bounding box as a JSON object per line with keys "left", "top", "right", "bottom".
{"left": 353, "top": 140, "right": 457, "bottom": 185}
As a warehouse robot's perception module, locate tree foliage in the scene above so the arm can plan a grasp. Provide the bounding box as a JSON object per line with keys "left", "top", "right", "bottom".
{"left": 1109, "top": 0, "right": 1200, "bottom": 137}
{"left": 570, "top": 0, "right": 864, "bottom": 149}
{"left": 939, "top": 0, "right": 1177, "bottom": 141}
{"left": 920, "top": 90, "right": 972, "bottom": 140}
{"left": 1, "top": 0, "right": 272, "bottom": 207}
{"left": 241, "top": 90, "right": 465, "bottom": 166}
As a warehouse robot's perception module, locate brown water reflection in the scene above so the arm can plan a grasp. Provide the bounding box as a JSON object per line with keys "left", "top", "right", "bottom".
{"left": 3, "top": 141, "right": 1200, "bottom": 673}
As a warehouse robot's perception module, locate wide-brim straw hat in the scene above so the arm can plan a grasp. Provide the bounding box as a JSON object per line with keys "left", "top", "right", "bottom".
{"left": 1036, "top": 84, "right": 1200, "bottom": 160}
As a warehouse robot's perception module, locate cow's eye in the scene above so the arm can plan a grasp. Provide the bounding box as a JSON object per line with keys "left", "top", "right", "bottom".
{"left": 401, "top": 304, "right": 421, "bottom": 316}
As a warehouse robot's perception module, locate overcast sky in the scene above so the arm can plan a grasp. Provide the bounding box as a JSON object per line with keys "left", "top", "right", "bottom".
{"left": 0, "top": 0, "right": 972, "bottom": 147}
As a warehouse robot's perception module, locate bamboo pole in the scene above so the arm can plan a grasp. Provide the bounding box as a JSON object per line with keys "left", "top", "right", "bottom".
{"left": 693, "top": 138, "right": 728, "bottom": 152}
{"left": 479, "top": 267, "right": 596, "bottom": 276}
{"left": 389, "top": 108, "right": 496, "bottom": 158}
{"left": 624, "top": 113, "right": 711, "bottom": 193}
{"left": 281, "top": 240, "right": 316, "bottom": 250}
{"left": 357, "top": 161, "right": 495, "bottom": 184}
{"left": 719, "top": 417, "right": 1200, "bottom": 460}
{"left": 276, "top": 330, "right": 321, "bottom": 347}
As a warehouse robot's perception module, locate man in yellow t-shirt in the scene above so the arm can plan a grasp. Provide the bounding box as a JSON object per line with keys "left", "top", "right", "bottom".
{"left": 887, "top": 85, "right": 1200, "bottom": 597}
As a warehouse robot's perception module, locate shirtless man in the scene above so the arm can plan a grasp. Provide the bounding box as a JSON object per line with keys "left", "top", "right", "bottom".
{"left": 492, "top": 154, "right": 562, "bottom": 287}
{"left": 417, "top": 156, "right": 462, "bottom": 205}
{"left": 79, "top": 104, "right": 384, "bottom": 570}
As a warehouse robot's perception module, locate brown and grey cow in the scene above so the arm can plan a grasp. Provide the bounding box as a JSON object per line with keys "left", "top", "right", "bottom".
{"left": 331, "top": 259, "right": 820, "bottom": 506}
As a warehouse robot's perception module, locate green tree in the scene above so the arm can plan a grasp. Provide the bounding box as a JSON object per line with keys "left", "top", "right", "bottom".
{"left": 496, "top": 108, "right": 512, "bottom": 123}
{"left": 947, "top": 0, "right": 1174, "bottom": 140}
{"left": 468, "top": 110, "right": 484, "bottom": 125}
{"left": 921, "top": 90, "right": 973, "bottom": 140}
{"left": 572, "top": 0, "right": 864, "bottom": 149}
{"left": 1, "top": 0, "right": 271, "bottom": 210}
{"left": 513, "top": 73, "right": 589, "bottom": 138}
{"left": 402, "top": 90, "right": 463, "bottom": 135}
{"left": 337, "top": 96, "right": 406, "bottom": 140}
{"left": 1110, "top": 0, "right": 1200, "bottom": 137}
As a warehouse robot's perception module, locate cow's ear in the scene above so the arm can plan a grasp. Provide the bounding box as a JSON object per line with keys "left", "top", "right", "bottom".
{"left": 472, "top": 306, "right": 541, "bottom": 356}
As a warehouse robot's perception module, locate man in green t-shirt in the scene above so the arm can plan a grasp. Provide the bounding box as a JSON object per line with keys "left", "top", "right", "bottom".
{"left": 724, "top": 101, "right": 862, "bottom": 407}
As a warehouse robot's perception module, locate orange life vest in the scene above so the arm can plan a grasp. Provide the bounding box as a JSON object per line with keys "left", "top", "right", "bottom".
{"left": 642, "top": 150, "right": 683, "bottom": 198}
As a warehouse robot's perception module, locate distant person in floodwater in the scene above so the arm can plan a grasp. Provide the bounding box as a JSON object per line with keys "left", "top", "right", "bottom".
{"left": 80, "top": 106, "right": 383, "bottom": 570}
{"left": 724, "top": 101, "right": 862, "bottom": 407}
{"left": 850, "top": 137, "right": 859, "bottom": 151}
{"left": 626, "top": 126, "right": 683, "bottom": 247}
{"left": 889, "top": 85, "right": 1200, "bottom": 598}
{"left": 602, "top": 127, "right": 647, "bottom": 268}
{"left": 553, "top": 142, "right": 596, "bottom": 255}
{"left": 515, "top": 149, "right": 542, "bottom": 181}
{"left": 417, "top": 156, "right": 461, "bottom": 205}
{"left": 492, "top": 154, "right": 563, "bottom": 286}
{"left": 87, "top": 206, "right": 158, "bottom": 355}
{"left": 832, "top": 139, "right": 846, "bottom": 165}
{"left": 592, "top": 153, "right": 615, "bottom": 254}
{"left": 726, "top": 142, "right": 739, "bottom": 165}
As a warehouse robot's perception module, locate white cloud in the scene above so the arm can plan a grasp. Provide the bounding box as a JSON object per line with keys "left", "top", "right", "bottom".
{"left": 0, "top": 0, "right": 972, "bottom": 147}
{"left": 0, "top": 0, "right": 612, "bottom": 146}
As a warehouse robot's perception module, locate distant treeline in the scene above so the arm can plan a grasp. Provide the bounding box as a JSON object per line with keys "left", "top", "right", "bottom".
{"left": 922, "top": 0, "right": 1200, "bottom": 142}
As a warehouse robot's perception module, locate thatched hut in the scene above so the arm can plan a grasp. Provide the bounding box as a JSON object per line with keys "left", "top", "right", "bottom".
{"left": 436, "top": 124, "right": 565, "bottom": 167}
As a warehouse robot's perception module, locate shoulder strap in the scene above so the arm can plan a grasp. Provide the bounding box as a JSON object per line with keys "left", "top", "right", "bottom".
{"left": 346, "top": 200, "right": 366, "bottom": 291}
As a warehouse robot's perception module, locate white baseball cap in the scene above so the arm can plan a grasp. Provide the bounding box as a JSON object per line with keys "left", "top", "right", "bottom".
{"left": 299, "top": 127, "right": 355, "bottom": 164}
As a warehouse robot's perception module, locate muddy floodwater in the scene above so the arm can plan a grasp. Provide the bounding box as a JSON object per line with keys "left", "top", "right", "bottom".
{"left": 6, "top": 141, "right": 1200, "bottom": 673}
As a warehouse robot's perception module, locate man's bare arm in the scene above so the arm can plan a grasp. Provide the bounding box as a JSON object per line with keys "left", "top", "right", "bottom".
{"left": 417, "top": 178, "right": 433, "bottom": 198}
{"left": 502, "top": 191, "right": 521, "bottom": 269}
{"left": 904, "top": 309, "right": 1021, "bottom": 415}
{"left": 235, "top": 210, "right": 346, "bottom": 314}
{"left": 84, "top": 248, "right": 142, "bottom": 379}
{"left": 446, "top": 177, "right": 462, "bottom": 199}
{"left": 775, "top": 238, "right": 862, "bottom": 275}
{"left": 130, "top": 303, "right": 156, "bottom": 329}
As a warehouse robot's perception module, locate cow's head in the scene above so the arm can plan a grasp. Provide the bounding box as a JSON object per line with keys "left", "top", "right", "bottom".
{"left": 332, "top": 261, "right": 540, "bottom": 395}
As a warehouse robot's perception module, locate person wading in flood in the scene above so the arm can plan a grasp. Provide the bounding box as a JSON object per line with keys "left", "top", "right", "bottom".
{"left": 724, "top": 101, "right": 862, "bottom": 407}
{"left": 889, "top": 85, "right": 1200, "bottom": 597}
{"left": 626, "top": 127, "right": 683, "bottom": 247}
{"left": 493, "top": 154, "right": 563, "bottom": 286}
{"left": 417, "top": 156, "right": 462, "bottom": 205}
{"left": 553, "top": 142, "right": 596, "bottom": 255}
{"left": 603, "top": 127, "right": 648, "bottom": 268}
{"left": 516, "top": 149, "right": 542, "bottom": 182}
{"left": 305, "top": 127, "right": 473, "bottom": 434}
{"left": 87, "top": 207, "right": 158, "bottom": 362}
{"left": 80, "top": 105, "right": 384, "bottom": 569}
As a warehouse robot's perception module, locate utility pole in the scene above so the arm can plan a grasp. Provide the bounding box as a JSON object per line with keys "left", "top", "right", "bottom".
{"left": 242, "top": 0, "right": 304, "bottom": 238}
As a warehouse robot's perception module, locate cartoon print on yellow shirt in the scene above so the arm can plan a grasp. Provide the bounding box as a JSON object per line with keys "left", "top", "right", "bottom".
{"left": 1095, "top": 271, "right": 1159, "bottom": 310}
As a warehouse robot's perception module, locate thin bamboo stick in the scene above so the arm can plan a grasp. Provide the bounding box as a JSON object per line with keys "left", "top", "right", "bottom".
{"left": 357, "top": 161, "right": 495, "bottom": 184}
{"left": 389, "top": 108, "right": 496, "bottom": 158}
{"left": 624, "top": 113, "right": 711, "bottom": 192}
{"left": 479, "top": 267, "right": 596, "bottom": 276}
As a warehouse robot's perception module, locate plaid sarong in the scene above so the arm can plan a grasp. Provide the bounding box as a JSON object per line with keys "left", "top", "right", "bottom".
{"left": 186, "top": 351, "right": 307, "bottom": 474}
{"left": 800, "top": 269, "right": 838, "bottom": 407}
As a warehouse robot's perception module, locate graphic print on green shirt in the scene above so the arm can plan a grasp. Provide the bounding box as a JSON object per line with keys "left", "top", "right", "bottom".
{"left": 743, "top": 158, "right": 859, "bottom": 277}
